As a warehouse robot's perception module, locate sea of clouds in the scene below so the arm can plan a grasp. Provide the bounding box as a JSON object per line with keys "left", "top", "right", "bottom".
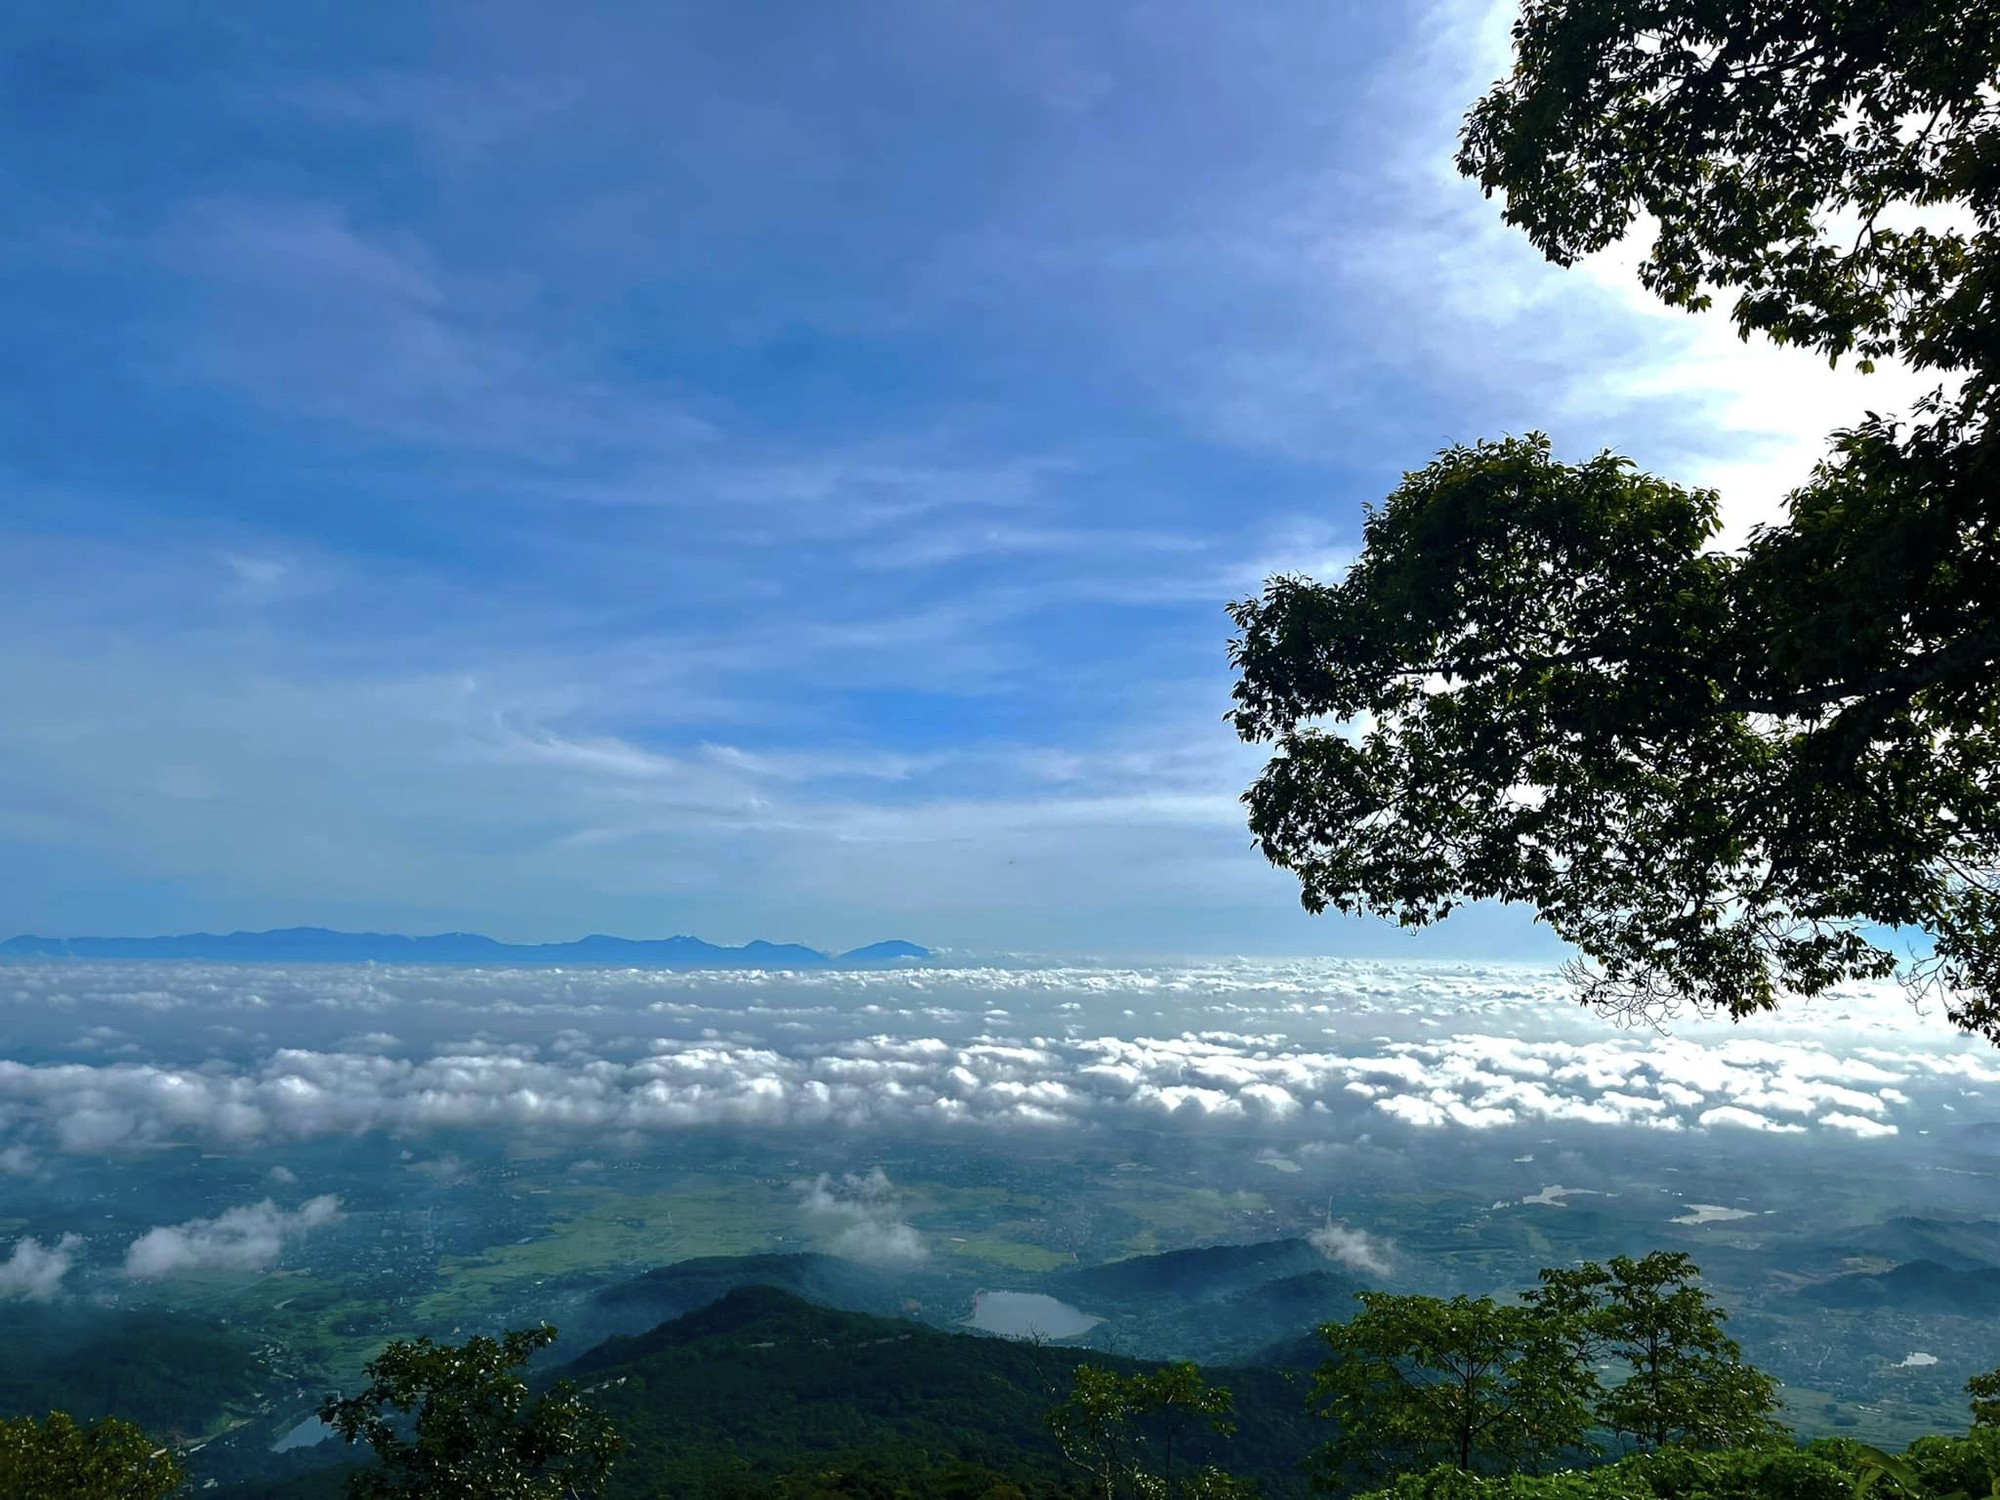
{"left": 0, "top": 958, "right": 1990, "bottom": 1167}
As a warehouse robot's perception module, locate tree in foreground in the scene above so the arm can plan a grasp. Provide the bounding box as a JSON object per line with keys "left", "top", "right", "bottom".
{"left": 0, "top": 1410, "right": 184, "bottom": 1500}
{"left": 1049, "top": 1363, "right": 1245, "bottom": 1500}
{"left": 1348, "top": 1442, "right": 1877, "bottom": 1500}
{"left": 1531, "top": 1253, "right": 1783, "bottom": 1452}
{"left": 1230, "top": 0, "right": 2000, "bottom": 1039}
{"left": 319, "top": 1323, "right": 622, "bottom": 1499}
{"left": 1314, "top": 1256, "right": 1784, "bottom": 1489}
{"left": 1309, "top": 1289, "right": 1595, "bottom": 1484}
{"left": 1969, "top": 1366, "right": 2000, "bottom": 1430}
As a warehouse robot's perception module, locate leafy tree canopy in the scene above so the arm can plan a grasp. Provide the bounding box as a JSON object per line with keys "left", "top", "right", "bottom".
{"left": 1530, "top": 1253, "right": 1783, "bottom": 1452}
{"left": 319, "top": 1323, "right": 623, "bottom": 1500}
{"left": 1231, "top": 0, "right": 2000, "bottom": 1037}
{"left": 1312, "top": 1257, "right": 1784, "bottom": 1489}
{"left": 1349, "top": 1443, "right": 1862, "bottom": 1500}
{"left": 1968, "top": 1366, "right": 2000, "bottom": 1430}
{"left": 1310, "top": 1289, "right": 1596, "bottom": 1484}
{"left": 1049, "top": 1363, "right": 1245, "bottom": 1500}
{"left": 0, "top": 1410, "right": 185, "bottom": 1500}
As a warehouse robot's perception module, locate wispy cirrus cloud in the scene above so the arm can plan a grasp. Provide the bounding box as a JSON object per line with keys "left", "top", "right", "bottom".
{"left": 0, "top": 0, "right": 1932, "bottom": 952}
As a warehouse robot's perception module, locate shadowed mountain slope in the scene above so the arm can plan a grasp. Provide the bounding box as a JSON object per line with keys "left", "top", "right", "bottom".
{"left": 564, "top": 1285, "right": 1317, "bottom": 1498}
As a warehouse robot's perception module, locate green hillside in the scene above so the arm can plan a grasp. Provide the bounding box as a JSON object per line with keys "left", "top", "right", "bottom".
{"left": 0, "top": 1305, "right": 270, "bottom": 1438}
{"left": 593, "top": 1252, "right": 919, "bottom": 1327}
{"left": 565, "top": 1285, "right": 1318, "bottom": 1499}
{"left": 217, "top": 1284, "right": 1319, "bottom": 1498}
{"left": 1798, "top": 1260, "right": 2000, "bottom": 1314}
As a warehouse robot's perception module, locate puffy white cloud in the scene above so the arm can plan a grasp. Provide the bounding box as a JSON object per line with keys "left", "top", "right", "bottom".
{"left": 796, "top": 1168, "right": 928, "bottom": 1266}
{"left": 0, "top": 960, "right": 1987, "bottom": 1156}
{"left": 831, "top": 1220, "right": 929, "bottom": 1266}
{"left": 1697, "top": 1106, "right": 1806, "bottom": 1134}
{"left": 1820, "top": 1112, "right": 1898, "bottom": 1139}
{"left": 1309, "top": 1220, "right": 1391, "bottom": 1277}
{"left": 123, "top": 1195, "right": 340, "bottom": 1280}
{"left": 0, "top": 1235, "right": 81, "bottom": 1300}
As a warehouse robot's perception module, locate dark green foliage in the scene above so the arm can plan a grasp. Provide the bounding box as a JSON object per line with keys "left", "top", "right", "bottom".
{"left": 1232, "top": 0, "right": 2000, "bottom": 1037}
{"left": 1532, "top": 1254, "right": 1784, "bottom": 1452}
{"left": 1902, "top": 1425, "right": 2000, "bottom": 1498}
{"left": 1459, "top": 3, "right": 1998, "bottom": 380}
{"left": 563, "top": 1287, "right": 1314, "bottom": 1500}
{"left": 1968, "top": 1368, "right": 2000, "bottom": 1430}
{"left": 0, "top": 1306, "right": 268, "bottom": 1437}
{"left": 1344, "top": 1469, "right": 1654, "bottom": 1500}
{"left": 1621, "top": 1446, "right": 1849, "bottom": 1500}
{"left": 319, "top": 1323, "right": 623, "bottom": 1499}
{"left": 0, "top": 1409, "right": 186, "bottom": 1500}
{"left": 1345, "top": 1443, "right": 1856, "bottom": 1500}
{"left": 1310, "top": 1256, "right": 1782, "bottom": 1489}
{"left": 701, "top": 1459, "right": 1086, "bottom": 1500}
{"left": 1048, "top": 1363, "right": 1242, "bottom": 1500}
{"left": 1309, "top": 1290, "right": 1596, "bottom": 1484}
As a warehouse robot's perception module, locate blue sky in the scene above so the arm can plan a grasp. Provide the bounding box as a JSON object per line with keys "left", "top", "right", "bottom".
{"left": 0, "top": 0, "right": 1922, "bottom": 956}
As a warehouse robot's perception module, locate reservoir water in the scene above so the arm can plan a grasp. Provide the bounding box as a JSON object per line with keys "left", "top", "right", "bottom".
{"left": 964, "top": 1289, "right": 1102, "bottom": 1340}
{"left": 272, "top": 1416, "right": 334, "bottom": 1453}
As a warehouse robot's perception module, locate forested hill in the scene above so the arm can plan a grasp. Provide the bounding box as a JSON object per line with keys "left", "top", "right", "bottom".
{"left": 564, "top": 1286, "right": 1318, "bottom": 1499}
{"left": 219, "top": 1286, "right": 1317, "bottom": 1498}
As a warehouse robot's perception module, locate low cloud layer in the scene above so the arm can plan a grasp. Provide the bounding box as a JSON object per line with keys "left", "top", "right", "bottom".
{"left": 0, "top": 1235, "right": 81, "bottom": 1300}
{"left": 122, "top": 1196, "right": 341, "bottom": 1280}
{"left": 0, "top": 961, "right": 1989, "bottom": 1163}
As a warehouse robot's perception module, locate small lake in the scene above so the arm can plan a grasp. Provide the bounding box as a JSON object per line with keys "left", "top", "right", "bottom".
{"left": 963, "top": 1290, "right": 1102, "bottom": 1340}
{"left": 1671, "top": 1204, "right": 1757, "bottom": 1225}
{"left": 272, "top": 1415, "right": 334, "bottom": 1453}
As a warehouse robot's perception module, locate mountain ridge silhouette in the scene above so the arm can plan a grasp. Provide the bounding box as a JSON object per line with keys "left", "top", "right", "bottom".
{"left": 0, "top": 927, "right": 930, "bottom": 967}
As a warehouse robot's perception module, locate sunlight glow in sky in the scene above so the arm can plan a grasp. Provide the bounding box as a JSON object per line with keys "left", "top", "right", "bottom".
{"left": 0, "top": 1, "right": 1929, "bottom": 954}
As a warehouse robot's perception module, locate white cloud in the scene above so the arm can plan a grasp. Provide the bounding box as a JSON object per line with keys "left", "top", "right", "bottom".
{"left": 0, "top": 960, "right": 1987, "bottom": 1159}
{"left": 1697, "top": 1106, "right": 1806, "bottom": 1135}
{"left": 831, "top": 1219, "right": 929, "bottom": 1266}
{"left": 123, "top": 1195, "right": 340, "bottom": 1280}
{"left": 0, "top": 1235, "right": 81, "bottom": 1300}
{"left": 1309, "top": 1220, "right": 1391, "bottom": 1277}
{"left": 796, "top": 1168, "right": 928, "bottom": 1266}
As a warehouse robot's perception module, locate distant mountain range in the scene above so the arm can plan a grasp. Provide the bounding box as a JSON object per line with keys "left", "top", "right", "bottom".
{"left": 0, "top": 927, "right": 930, "bottom": 968}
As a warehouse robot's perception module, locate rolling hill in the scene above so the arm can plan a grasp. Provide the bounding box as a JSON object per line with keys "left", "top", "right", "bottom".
{"left": 565, "top": 1285, "right": 1318, "bottom": 1498}
{"left": 1798, "top": 1259, "right": 2000, "bottom": 1314}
